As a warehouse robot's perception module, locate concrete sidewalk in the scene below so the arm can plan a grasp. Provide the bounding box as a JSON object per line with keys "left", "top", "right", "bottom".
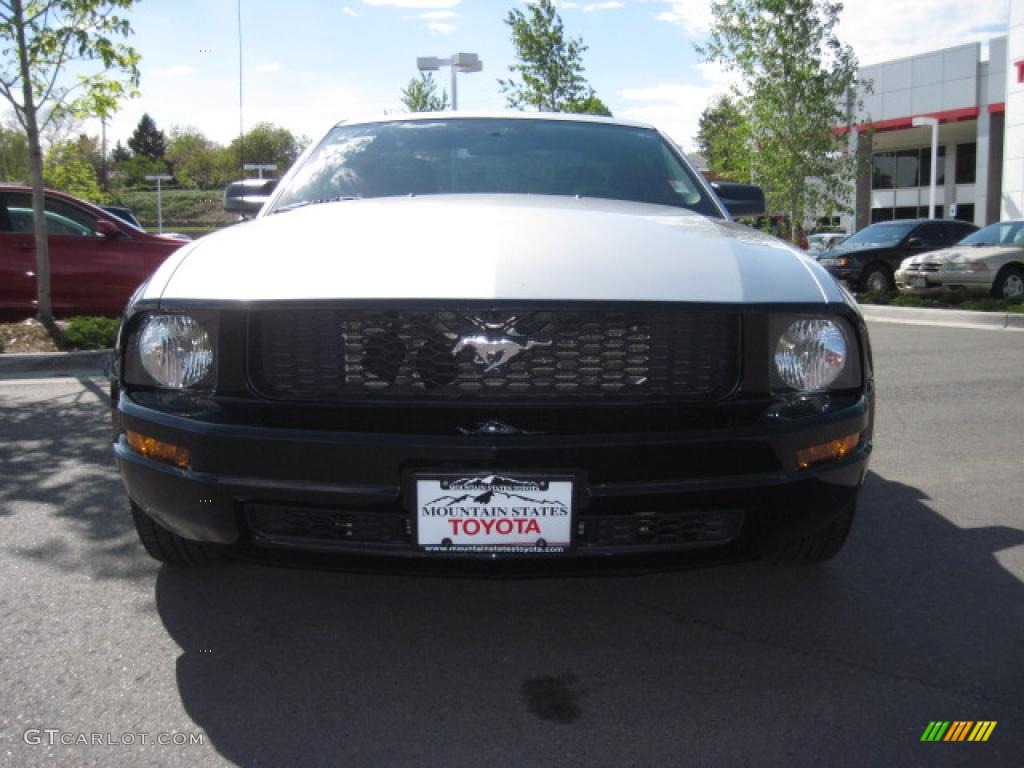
{"left": 858, "top": 303, "right": 1024, "bottom": 331}
{"left": 0, "top": 349, "right": 111, "bottom": 379}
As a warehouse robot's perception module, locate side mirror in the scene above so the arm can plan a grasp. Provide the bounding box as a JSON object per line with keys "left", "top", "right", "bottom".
{"left": 223, "top": 178, "right": 279, "bottom": 217}
{"left": 906, "top": 237, "right": 925, "bottom": 249}
{"left": 96, "top": 219, "right": 121, "bottom": 239}
{"left": 711, "top": 181, "right": 766, "bottom": 217}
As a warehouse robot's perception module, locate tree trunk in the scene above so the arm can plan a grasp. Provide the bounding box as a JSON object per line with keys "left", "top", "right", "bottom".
{"left": 11, "top": 0, "right": 52, "bottom": 325}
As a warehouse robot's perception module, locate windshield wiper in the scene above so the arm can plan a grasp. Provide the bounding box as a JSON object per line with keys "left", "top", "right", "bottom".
{"left": 272, "top": 196, "right": 360, "bottom": 214}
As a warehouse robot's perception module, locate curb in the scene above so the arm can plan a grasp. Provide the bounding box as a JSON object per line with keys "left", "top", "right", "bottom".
{"left": 0, "top": 350, "right": 111, "bottom": 379}
{"left": 859, "top": 304, "right": 1024, "bottom": 331}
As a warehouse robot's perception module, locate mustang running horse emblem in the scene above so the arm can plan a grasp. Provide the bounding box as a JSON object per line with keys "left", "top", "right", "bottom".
{"left": 451, "top": 316, "right": 553, "bottom": 372}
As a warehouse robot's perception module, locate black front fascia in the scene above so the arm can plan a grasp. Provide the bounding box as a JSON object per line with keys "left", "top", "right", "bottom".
{"left": 113, "top": 298, "right": 873, "bottom": 558}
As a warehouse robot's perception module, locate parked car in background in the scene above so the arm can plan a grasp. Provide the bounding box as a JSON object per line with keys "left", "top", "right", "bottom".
{"left": 102, "top": 205, "right": 144, "bottom": 229}
{"left": 818, "top": 218, "right": 978, "bottom": 293}
{"left": 0, "top": 185, "right": 187, "bottom": 319}
{"left": 895, "top": 220, "right": 1024, "bottom": 298}
{"left": 112, "top": 113, "right": 873, "bottom": 570}
{"left": 101, "top": 205, "right": 192, "bottom": 243}
{"left": 808, "top": 232, "right": 847, "bottom": 252}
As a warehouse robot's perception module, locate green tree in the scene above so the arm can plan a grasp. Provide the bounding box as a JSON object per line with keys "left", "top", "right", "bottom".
{"left": 499, "top": 0, "right": 605, "bottom": 113}
{"left": 113, "top": 152, "right": 167, "bottom": 187}
{"left": 0, "top": 122, "right": 30, "bottom": 182}
{"left": 400, "top": 73, "right": 449, "bottom": 112}
{"left": 564, "top": 94, "right": 613, "bottom": 117}
{"left": 127, "top": 112, "right": 165, "bottom": 160}
{"left": 700, "top": 0, "right": 859, "bottom": 239}
{"left": 111, "top": 139, "right": 130, "bottom": 163}
{"left": 227, "top": 122, "right": 305, "bottom": 176}
{"left": 166, "top": 127, "right": 218, "bottom": 188}
{"left": 695, "top": 95, "right": 751, "bottom": 181}
{"left": 44, "top": 140, "right": 106, "bottom": 203}
{"left": 0, "top": 0, "right": 140, "bottom": 323}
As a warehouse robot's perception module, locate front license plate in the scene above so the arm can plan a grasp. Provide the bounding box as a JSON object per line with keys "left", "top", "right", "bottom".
{"left": 909, "top": 275, "right": 928, "bottom": 288}
{"left": 415, "top": 474, "right": 573, "bottom": 554}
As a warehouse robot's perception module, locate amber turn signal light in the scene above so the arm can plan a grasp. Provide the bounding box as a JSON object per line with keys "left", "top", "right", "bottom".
{"left": 796, "top": 433, "right": 859, "bottom": 470}
{"left": 125, "top": 430, "right": 191, "bottom": 469}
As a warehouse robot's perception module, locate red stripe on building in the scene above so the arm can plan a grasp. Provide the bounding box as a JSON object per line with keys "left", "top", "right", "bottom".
{"left": 988, "top": 102, "right": 1005, "bottom": 114}
{"left": 834, "top": 106, "right": 981, "bottom": 136}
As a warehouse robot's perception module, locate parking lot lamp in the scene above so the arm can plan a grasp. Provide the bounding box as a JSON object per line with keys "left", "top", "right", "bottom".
{"left": 416, "top": 53, "right": 483, "bottom": 111}
{"left": 912, "top": 116, "right": 939, "bottom": 219}
{"left": 144, "top": 174, "right": 174, "bottom": 234}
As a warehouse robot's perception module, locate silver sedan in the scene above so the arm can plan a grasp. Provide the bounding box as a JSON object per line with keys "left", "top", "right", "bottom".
{"left": 896, "top": 220, "right": 1024, "bottom": 298}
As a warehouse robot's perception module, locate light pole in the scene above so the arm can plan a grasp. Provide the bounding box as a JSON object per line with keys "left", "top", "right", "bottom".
{"left": 912, "top": 116, "right": 939, "bottom": 219}
{"left": 416, "top": 52, "right": 483, "bottom": 111}
{"left": 144, "top": 174, "right": 174, "bottom": 233}
{"left": 243, "top": 163, "right": 277, "bottom": 179}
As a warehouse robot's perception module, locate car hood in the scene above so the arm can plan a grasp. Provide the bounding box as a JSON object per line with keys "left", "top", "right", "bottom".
{"left": 826, "top": 242, "right": 894, "bottom": 258}
{"left": 144, "top": 195, "right": 841, "bottom": 304}
{"left": 901, "top": 244, "right": 1023, "bottom": 265}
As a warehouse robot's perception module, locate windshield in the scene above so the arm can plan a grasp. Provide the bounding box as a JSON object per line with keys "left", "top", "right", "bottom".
{"left": 843, "top": 221, "right": 916, "bottom": 247}
{"left": 271, "top": 118, "right": 719, "bottom": 216}
{"left": 959, "top": 221, "right": 1024, "bottom": 246}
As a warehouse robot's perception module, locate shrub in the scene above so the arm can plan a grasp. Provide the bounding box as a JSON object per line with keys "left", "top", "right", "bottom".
{"left": 61, "top": 316, "right": 120, "bottom": 350}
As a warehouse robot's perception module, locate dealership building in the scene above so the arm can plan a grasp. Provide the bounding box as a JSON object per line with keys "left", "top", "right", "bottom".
{"left": 837, "top": 4, "right": 1024, "bottom": 233}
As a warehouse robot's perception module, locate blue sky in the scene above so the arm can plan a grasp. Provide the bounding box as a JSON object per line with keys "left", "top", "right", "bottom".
{"left": 78, "top": 0, "right": 1010, "bottom": 151}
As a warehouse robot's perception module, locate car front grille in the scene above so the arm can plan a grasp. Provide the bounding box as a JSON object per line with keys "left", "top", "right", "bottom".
{"left": 245, "top": 503, "right": 744, "bottom": 551}
{"left": 903, "top": 263, "right": 941, "bottom": 273}
{"left": 247, "top": 305, "right": 740, "bottom": 403}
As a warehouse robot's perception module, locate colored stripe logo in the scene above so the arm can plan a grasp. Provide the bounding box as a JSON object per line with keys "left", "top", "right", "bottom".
{"left": 921, "top": 721, "right": 996, "bottom": 742}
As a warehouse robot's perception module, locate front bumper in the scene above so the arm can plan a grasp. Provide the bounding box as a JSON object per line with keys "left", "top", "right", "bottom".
{"left": 114, "top": 389, "right": 874, "bottom": 561}
{"left": 895, "top": 270, "right": 994, "bottom": 295}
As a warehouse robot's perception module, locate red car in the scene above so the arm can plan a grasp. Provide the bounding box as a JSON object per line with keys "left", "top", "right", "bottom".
{"left": 0, "top": 185, "right": 186, "bottom": 319}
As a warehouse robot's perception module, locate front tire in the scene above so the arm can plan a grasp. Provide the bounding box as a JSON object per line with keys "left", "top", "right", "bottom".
{"left": 861, "top": 264, "right": 893, "bottom": 294}
{"left": 771, "top": 500, "right": 857, "bottom": 565}
{"left": 132, "top": 503, "right": 230, "bottom": 565}
{"left": 991, "top": 265, "right": 1024, "bottom": 299}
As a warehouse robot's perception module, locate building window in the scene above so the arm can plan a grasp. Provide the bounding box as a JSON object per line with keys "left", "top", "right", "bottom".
{"left": 871, "top": 146, "right": 945, "bottom": 189}
{"left": 955, "top": 143, "right": 976, "bottom": 184}
{"left": 952, "top": 203, "right": 974, "bottom": 222}
{"left": 894, "top": 149, "right": 920, "bottom": 188}
{"left": 872, "top": 154, "right": 895, "bottom": 189}
{"left": 919, "top": 145, "right": 946, "bottom": 187}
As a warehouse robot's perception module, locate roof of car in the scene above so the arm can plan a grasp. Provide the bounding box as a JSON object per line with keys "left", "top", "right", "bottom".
{"left": 332, "top": 111, "right": 659, "bottom": 132}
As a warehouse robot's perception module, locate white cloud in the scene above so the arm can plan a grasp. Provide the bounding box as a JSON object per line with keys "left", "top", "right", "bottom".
{"left": 149, "top": 65, "right": 197, "bottom": 78}
{"left": 428, "top": 21, "right": 457, "bottom": 33}
{"left": 836, "top": 0, "right": 1007, "bottom": 65}
{"left": 419, "top": 10, "right": 456, "bottom": 18}
{"left": 618, "top": 62, "right": 738, "bottom": 150}
{"left": 362, "top": 0, "right": 460, "bottom": 8}
{"left": 583, "top": 1, "right": 623, "bottom": 10}
{"left": 653, "top": 1, "right": 713, "bottom": 36}
{"left": 652, "top": 0, "right": 1008, "bottom": 68}
{"left": 342, "top": 5, "right": 359, "bottom": 15}
{"left": 256, "top": 62, "right": 283, "bottom": 73}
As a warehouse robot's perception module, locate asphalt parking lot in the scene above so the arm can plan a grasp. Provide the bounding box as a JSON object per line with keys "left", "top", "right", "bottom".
{"left": 1, "top": 321, "right": 1022, "bottom": 767}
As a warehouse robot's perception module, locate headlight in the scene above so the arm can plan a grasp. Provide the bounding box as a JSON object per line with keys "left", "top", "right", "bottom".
{"left": 137, "top": 314, "right": 214, "bottom": 388}
{"left": 774, "top": 319, "right": 848, "bottom": 391}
